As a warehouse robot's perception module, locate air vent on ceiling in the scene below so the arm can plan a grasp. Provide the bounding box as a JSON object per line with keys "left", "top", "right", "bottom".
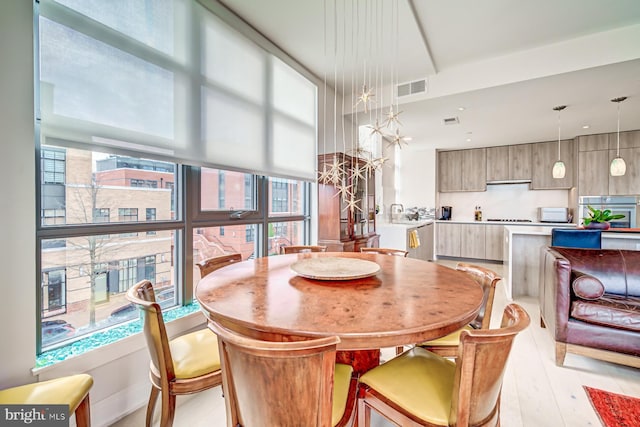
{"left": 397, "top": 79, "right": 427, "bottom": 97}
{"left": 443, "top": 117, "right": 460, "bottom": 125}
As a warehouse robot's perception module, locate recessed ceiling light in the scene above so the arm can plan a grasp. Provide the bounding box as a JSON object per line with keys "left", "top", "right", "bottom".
{"left": 582, "top": 124, "right": 590, "bottom": 129}
{"left": 466, "top": 138, "right": 472, "bottom": 142}
{"left": 458, "top": 107, "right": 465, "bottom": 111}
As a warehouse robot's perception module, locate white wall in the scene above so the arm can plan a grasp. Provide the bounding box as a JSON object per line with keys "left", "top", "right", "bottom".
{"left": 0, "top": 0, "right": 37, "bottom": 387}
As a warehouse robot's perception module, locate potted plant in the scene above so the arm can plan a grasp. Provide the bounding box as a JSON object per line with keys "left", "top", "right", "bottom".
{"left": 582, "top": 205, "right": 625, "bottom": 230}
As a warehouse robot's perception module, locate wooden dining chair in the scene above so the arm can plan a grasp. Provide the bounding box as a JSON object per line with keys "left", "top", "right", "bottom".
{"left": 409, "top": 262, "right": 501, "bottom": 357}
{"left": 280, "top": 245, "right": 328, "bottom": 254}
{"left": 360, "top": 247, "right": 409, "bottom": 257}
{"left": 208, "top": 320, "right": 357, "bottom": 427}
{"left": 127, "top": 280, "right": 223, "bottom": 427}
{"left": 0, "top": 374, "right": 94, "bottom": 427}
{"left": 358, "top": 303, "right": 530, "bottom": 427}
{"left": 196, "top": 253, "right": 242, "bottom": 278}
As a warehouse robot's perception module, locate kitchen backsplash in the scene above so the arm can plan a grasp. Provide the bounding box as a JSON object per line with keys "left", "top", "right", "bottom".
{"left": 438, "top": 184, "right": 572, "bottom": 222}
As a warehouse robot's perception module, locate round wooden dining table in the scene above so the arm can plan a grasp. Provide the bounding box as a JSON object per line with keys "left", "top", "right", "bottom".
{"left": 195, "top": 252, "right": 484, "bottom": 353}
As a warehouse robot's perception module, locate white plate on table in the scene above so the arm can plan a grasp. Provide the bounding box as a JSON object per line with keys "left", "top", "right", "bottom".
{"left": 290, "top": 257, "right": 380, "bottom": 281}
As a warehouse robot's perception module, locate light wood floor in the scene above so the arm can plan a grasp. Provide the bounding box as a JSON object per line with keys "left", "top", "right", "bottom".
{"left": 110, "top": 260, "right": 640, "bottom": 427}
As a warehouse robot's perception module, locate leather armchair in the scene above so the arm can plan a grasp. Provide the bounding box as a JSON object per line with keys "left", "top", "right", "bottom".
{"left": 539, "top": 247, "right": 640, "bottom": 368}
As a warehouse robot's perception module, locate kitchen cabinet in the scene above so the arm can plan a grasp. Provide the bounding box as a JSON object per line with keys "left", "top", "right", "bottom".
{"left": 608, "top": 131, "right": 640, "bottom": 196}
{"left": 531, "top": 139, "right": 574, "bottom": 189}
{"left": 485, "top": 224, "right": 504, "bottom": 261}
{"left": 578, "top": 134, "right": 609, "bottom": 196}
{"left": 486, "top": 144, "right": 532, "bottom": 182}
{"left": 460, "top": 224, "right": 485, "bottom": 259}
{"left": 318, "top": 152, "right": 378, "bottom": 251}
{"left": 438, "top": 148, "right": 486, "bottom": 192}
{"left": 438, "top": 150, "right": 462, "bottom": 192}
{"left": 435, "top": 222, "right": 462, "bottom": 257}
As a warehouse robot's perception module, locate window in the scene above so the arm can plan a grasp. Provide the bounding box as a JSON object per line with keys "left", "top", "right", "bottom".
{"left": 42, "top": 269, "right": 66, "bottom": 316}
{"left": 271, "top": 178, "right": 288, "bottom": 213}
{"left": 218, "top": 171, "right": 225, "bottom": 209}
{"left": 35, "top": 0, "right": 314, "bottom": 359}
{"left": 201, "top": 168, "right": 256, "bottom": 212}
{"left": 268, "top": 177, "right": 304, "bottom": 216}
{"left": 146, "top": 208, "right": 156, "bottom": 235}
{"left": 41, "top": 148, "right": 65, "bottom": 184}
{"left": 245, "top": 225, "right": 255, "bottom": 243}
{"left": 93, "top": 208, "right": 109, "bottom": 223}
{"left": 119, "top": 208, "right": 138, "bottom": 222}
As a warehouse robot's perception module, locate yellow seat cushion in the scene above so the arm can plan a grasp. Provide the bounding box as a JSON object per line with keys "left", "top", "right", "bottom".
{"left": 332, "top": 363, "right": 353, "bottom": 427}
{"left": 0, "top": 374, "right": 93, "bottom": 412}
{"left": 419, "top": 325, "right": 474, "bottom": 347}
{"left": 359, "top": 348, "right": 455, "bottom": 425}
{"left": 170, "top": 329, "right": 221, "bottom": 379}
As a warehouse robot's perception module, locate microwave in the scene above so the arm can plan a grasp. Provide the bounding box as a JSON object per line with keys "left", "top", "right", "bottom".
{"left": 539, "top": 207, "right": 569, "bottom": 223}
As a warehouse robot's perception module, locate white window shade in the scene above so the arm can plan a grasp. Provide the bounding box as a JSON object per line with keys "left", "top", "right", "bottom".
{"left": 38, "top": 0, "right": 317, "bottom": 181}
{"left": 202, "top": 87, "right": 265, "bottom": 173}
{"left": 272, "top": 115, "right": 316, "bottom": 179}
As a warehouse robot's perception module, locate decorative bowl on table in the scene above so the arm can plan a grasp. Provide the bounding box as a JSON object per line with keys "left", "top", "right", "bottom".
{"left": 290, "top": 257, "right": 380, "bottom": 281}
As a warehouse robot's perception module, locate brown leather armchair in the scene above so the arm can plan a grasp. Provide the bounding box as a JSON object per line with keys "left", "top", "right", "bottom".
{"left": 539, "top": 247, "right": 640, "bottom": 368}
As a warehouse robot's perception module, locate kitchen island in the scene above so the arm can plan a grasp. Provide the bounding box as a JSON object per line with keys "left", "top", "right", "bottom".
{"left": 504, "top": 226, "right": 640, "bottom": 299}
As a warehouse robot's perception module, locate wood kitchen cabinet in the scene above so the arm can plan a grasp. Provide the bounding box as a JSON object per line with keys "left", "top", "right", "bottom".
{"left": 438, "top": 150, "right": 462, "bottom": 192}
{"left": 438, "top": 148, "right": 486, "bottom": 192}
{"left": 460, "top": 223, "right": 485, "bottom": 259}
{"left": 608, "top": 131, "right": 640, "bottom": 196}
{"left": 318, "top": 153, "right": 378, "bottom": 251}
{"left": 578, "top": 134, "right": 609, "bottom": 196}
{"left": 461, "top": 148, "right": 487, "bottom": 191}
{"left": 485, "top": 224, "right": 504, "bottom": 261}
{"left": 486, "top": 144, "right": 532, "bottom": 182}
{"left": 435, "top": 222, "right": 462, "bottom": 257}
{"left": 531, "top": 139, "right": 574, "bottom": 189}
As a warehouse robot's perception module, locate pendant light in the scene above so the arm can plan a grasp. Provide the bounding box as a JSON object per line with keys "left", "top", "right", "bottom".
{"left": 610, "top": 96, "right": 627, "bottom": 177}
{"left": 552, "top": 105, "right": 567, "bottom": 179}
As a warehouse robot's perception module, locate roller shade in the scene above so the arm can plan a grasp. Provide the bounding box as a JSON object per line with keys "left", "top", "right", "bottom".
{"left": 38, "top": 0, "right": 317, "bottom": 181}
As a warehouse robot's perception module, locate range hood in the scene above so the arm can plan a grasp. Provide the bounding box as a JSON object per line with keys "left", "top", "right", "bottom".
{"left": 486, "top": 179, "right": 532, "bottom": 185}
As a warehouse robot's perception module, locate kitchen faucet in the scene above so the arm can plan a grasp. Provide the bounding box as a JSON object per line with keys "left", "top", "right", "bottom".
{"left": 390, "top": 203, "right": 404, "bottom": 222}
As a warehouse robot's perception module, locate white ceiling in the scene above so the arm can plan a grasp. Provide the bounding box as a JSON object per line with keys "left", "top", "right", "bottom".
{"left": 219, "top": 0, "right": 640, "bottom": 150}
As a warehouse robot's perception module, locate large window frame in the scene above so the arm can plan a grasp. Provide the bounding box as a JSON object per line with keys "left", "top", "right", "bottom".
{"left": 34, "top": 0, "right": 316, "bottom": 357}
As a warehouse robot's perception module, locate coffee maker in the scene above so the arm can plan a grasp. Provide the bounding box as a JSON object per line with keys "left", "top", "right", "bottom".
{"left": 439, "top": 206, "right": 452, "bottom": 220}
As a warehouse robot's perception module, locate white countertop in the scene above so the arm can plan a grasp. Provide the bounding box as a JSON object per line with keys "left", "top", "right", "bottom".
{"left": 435, "top": 220, "right": 577, "bottom": 226}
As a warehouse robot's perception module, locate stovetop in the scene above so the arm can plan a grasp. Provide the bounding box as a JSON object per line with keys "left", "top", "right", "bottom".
{"left": 486, "top": 218, "right": 533, "bottom": 222}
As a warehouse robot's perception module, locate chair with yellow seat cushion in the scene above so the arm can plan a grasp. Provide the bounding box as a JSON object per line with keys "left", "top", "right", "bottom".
{"left": 208, "top": 319, "right": 357, "bottom": 427}
{"left": 411, "top": 262, "right": 501, "bottom": 357}
{"left": 196, "top": 253, "right": 242, "bottom": 279}
{"left": 358, "top": 303, "right": 530, "bottom": 427}
{"left": 127, "top": 280, "right": 222, "bottom": 427}
{"left": 0, "top": 374, "right": 93, "bottom": 427}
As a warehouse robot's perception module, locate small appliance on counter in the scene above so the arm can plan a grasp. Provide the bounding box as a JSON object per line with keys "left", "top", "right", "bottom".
{"left": 539, "top": 207, "right": 570, "bottom": 223}
{"left": 439, "top": 206, "right": 452, "bottom": 220}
